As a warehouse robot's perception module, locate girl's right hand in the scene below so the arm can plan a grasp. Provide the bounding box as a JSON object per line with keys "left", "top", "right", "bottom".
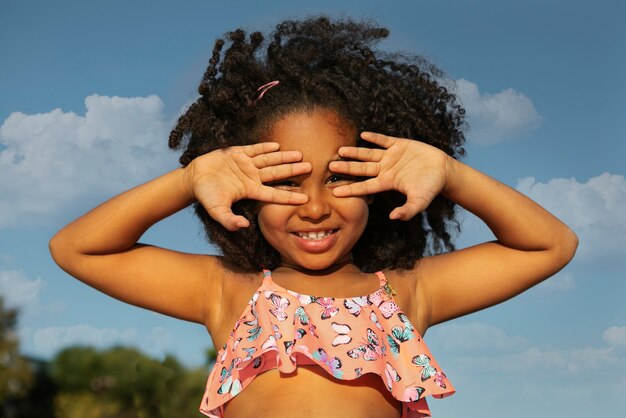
{"left": 185, "top": 142, "right": 311, "bottom": 231}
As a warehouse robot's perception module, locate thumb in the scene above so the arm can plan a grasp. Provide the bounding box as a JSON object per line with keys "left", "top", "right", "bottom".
{"left": 205, "top": 203, "right": 250, "bottom": 231}
{"left": 389, "top": 196, "right": 431, "bottom": 221}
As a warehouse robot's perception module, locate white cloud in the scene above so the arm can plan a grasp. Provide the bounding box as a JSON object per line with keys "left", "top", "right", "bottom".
{"left": 517, "top": 172, "right": 626, "bottom": 259}
{"left": 0, "top": 269, "right": 45, "bottom": 309}
{"left": 32, "top": 324, "right": 138, "bottom": 356}
{"left": 431, "top": 324, "right": 626, "bottom": 416}
{"left": 455, "top": 78, "right": 541, "bottom": 144}
{"left": 144, "top": 326, "right": 175, "bottom": 355}
{"left": 603, "top": 326, "right": 626, "bottom": 347}
{"left": 27, "top": 324, "right": 183, "bottom": 360}
{"left": 431, "top": 322, "right": 622, "bottom": 377}
{"left": 460, "top": 347, "right": 569, "bottom": 373}
{"left": 429, "top": 322, "right": 527, "bottom": 352}
{"left": 0, "top": 94, "right": 177, "bottom": 228}
{"left": 458, "top": 346, "right": 617, "bottom": 375}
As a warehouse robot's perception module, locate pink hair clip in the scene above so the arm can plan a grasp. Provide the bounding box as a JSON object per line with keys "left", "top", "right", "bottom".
{"left": 256, "top": 80, "right": 280, "bottom": 101}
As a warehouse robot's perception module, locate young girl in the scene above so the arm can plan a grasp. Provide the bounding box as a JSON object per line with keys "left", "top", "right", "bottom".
{"left": 49, "top": 17, "right": 578, "bottom": 418}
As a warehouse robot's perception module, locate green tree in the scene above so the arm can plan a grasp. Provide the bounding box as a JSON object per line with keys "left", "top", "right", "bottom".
{"left": 51, "top": 345, "right": 208, "bottom": 418}
{"left": 0, "top": 297, "right": 34, "bottom": 417}
{"left": 160, "top": 365, "right": 208, "bottom": 418}
{"left": 205, "top": 347, "right": 217, "bottom": 367}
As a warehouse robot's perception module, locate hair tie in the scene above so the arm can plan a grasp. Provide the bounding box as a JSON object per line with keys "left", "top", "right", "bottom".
{"left": 256, "top": 80, "right": 280, "bottom": 101}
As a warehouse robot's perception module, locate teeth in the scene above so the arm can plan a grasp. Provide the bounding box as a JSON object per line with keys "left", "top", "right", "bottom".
{"left": 296, "top": 230, "right": 333, "bottom": 240}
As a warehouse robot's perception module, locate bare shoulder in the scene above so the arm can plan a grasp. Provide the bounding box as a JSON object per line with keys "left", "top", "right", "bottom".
{"left": 206, "top": 261, "right": 261, "bottom": 349}
{"left": 208, "top": 258, "right": 260, "bottom": 311}
{"left": 382, "top": 266, "right": 429, "bottom": 335}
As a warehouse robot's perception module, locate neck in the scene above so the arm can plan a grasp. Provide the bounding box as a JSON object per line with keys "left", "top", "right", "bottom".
{"left": 276, "top": 258, "right": 360, "bottom": 277}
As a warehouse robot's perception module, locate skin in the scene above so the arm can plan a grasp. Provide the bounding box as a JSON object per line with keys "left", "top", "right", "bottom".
{"left": 257, "top": 110, "right": 371, "bottom": 272}
{"left": 49, "top": 107, "right": 578, "bottom": 417}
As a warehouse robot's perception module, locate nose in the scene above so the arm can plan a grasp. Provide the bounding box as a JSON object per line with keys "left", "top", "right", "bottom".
{"left": 297, "top": 185, "right": 331, "bottom": 221}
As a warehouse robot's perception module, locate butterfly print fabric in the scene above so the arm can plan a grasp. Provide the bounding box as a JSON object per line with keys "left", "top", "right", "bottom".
{"left": 200, "top": 270, "right": 454, "bottom": 418}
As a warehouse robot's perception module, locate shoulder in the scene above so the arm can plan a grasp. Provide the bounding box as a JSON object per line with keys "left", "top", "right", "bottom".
{"left": 194, "top": 254, "right": 259, "bottom": 285}
{"left": 205, "top": 259, "right": 263, "bottom": 347}
{"left": 382, "top": 263, "right": 430, "bottom": 335}
{"left": 211, "top": 257, "right": 260, "bottom": 288}
{"left": 201, "top": 256, "right": 261, "bottom": 332}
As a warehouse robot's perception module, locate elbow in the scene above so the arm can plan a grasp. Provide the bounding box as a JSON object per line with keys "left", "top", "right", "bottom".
{"left": 564, "top": 227, "right": 579, "bottom": 259}
{"left": 555, "top": 227, "right": 579, "bottom": 268}
{"left": 49, "top": 230, "right": 72, "bottom": 269}
{"left": 48, "top": 232, "right": 63, "bottom": 265}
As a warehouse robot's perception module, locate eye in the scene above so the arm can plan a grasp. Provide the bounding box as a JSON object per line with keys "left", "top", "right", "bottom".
{"left": 266, "top": 180, "right": 299, "bottom": 189}
{"left": 327, "top": 174, "right": 357, "bottom": 184}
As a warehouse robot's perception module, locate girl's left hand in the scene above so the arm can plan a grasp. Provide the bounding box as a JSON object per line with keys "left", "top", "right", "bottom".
{"left": 329, "top": 131, "right": 455, "bottom": 220}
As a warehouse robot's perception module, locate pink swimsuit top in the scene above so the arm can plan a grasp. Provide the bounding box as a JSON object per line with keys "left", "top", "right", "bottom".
{"left": 200, "top": 270, "right": 455, "bottom": 418}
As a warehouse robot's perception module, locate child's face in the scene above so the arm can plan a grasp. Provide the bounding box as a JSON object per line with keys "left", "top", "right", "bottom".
{"left": 258, "top": 108, "right": 370, "bottom": 271}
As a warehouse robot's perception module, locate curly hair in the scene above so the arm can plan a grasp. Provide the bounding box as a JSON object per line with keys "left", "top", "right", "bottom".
{"left": 168, "top": 16, "right": 466, "bottom": 272}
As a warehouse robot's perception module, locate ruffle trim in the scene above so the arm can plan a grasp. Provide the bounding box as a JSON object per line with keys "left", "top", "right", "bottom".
{"left": 200, "top": 278, "right": 454, "bottom": 417}
{"left": 201, "top": 343, "right": 454, "bottom": 417}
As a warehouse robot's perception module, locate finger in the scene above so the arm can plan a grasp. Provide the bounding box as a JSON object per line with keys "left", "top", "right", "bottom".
{"left": 360, "top": 132, "right": 397, "bottom": 148}
{"left": 253, "top": 150, "right": 304, "bottom": 169}
{"left": 336, "top": 146, "right": 385, "bottom": 162}
{"left": 333, "top": 178, "right": 385, "bottom": 197}
{"left": 205, "top": 205, "right": 250, "bottom": 231}
{"left": 253, "top": 185, "right": 309, "bottom": 205}
{"left": 238, "top": 142, "right": 281, "bottom": 157}
{"left": 328, "top": 160, "right": 379, "bottom": 177}
{"left": 389, "top": 196, "right": 431, "bottom": 221}
{"left": 258, "top": 162, "right": 312, "bottom": 182}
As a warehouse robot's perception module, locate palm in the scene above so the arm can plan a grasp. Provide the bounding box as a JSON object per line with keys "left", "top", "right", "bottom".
{"left": 190, "top": 143, "right": 311, "bottom": 230}
{"left": 329, "top": 132, "right": 450, "bottom": 220}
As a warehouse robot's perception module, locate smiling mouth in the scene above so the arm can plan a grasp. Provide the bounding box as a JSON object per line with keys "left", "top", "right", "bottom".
{"left": 291, "top": 229, "right": 338, "bottom": 240}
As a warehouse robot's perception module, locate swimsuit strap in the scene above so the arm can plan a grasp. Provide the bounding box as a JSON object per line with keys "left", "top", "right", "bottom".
{"left": 374, "top": 271, "right": 387, "bottom": 286}
{"left": 262, "top": 269, "right": 272, "bottom": 283}
{"left": 375, "top": 270, "right": 397, "bottom": 297}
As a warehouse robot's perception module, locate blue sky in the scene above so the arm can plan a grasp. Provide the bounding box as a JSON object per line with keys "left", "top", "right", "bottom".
{"left": 1, "top": 0, "right": 625, "bottom": 416}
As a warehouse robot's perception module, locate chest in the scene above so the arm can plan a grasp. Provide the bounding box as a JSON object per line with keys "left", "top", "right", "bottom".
{"left": 210, "top": 270, "right": 419, "bottom": 351}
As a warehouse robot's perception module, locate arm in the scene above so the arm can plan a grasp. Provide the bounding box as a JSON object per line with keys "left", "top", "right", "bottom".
{"left": 330, "top": 132, "right": 578, "bottom": 330}
{"left": 49, "top": 143, "right": 311, "bottom": 326}
{"left": 418, "top": 159, "right": 578, "bottom": 327}
{"left": 49, "top": 167, "right": 218, "bottom": 324}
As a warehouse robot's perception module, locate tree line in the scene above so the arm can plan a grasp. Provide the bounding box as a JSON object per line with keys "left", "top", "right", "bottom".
{"left": 1, "top": 297, "right": 217, "bottom": 418}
